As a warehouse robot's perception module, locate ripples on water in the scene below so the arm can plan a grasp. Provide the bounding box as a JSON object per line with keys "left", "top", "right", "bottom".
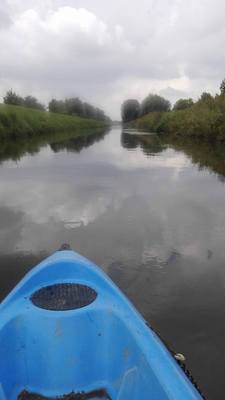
{"left": 0, "top": 127, "right": 225, "bottom": 399}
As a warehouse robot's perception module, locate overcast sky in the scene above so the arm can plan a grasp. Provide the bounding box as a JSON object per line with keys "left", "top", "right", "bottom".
{"left": 0, "top": 0, "right": 224, "bottom": 118}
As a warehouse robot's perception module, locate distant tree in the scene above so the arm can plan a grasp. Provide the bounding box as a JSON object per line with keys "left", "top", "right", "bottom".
{"left": 83, "top": 102, "right": 96, "bottom": 119}
{"left": 49, "top": 97, "right": 109, "bottom": 121}
{"left": 64, "top": 98, "right": 84, "bottom": 116}
{"left": 24, "top": 95, "right": 45, "bottom": 111}
{"left": 121, "top": 99, "right": 140, "bottom": 123}
{"left": 199, "top": 92, "right": 213, "bottom": 102}
{"left": 104, "top": 115, "right": 111, "bottom": 123}
{"left": 3, "top": 90, "right": 24, "bottom": 106}
{"left": 141, "top": 94, "right": 170, "bottom": 115}
{"left": 220, "top": 79, "right": 225, "bottom": 95}
{"left": 173, "top": 98, "right": 194, "bottom": 111}
{"left": 95, "top": 107, "right": 106, "bottom": 121}
{"left": 48, "top": 99, "right": 65, "bottom": 113}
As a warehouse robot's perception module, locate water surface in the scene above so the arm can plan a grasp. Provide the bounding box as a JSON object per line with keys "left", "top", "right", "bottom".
{"left": 1, "top": 127, "right": 225, "bottom": 399}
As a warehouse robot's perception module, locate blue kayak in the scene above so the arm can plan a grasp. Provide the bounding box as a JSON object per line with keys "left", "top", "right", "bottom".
{"left": 0, "top": 249, "right": 204, "bottom": 400}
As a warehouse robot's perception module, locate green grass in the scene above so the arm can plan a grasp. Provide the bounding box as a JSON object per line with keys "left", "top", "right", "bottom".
{"left": 129, "top": 94, "right": 225, "bottom": 141}
{"left": 0, "top": 104, "right": 108, "bottom": 140}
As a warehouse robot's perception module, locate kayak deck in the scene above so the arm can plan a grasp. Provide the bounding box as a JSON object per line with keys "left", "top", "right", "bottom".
{"left": 0, "top": 250, "right": 203, "bottom": 400}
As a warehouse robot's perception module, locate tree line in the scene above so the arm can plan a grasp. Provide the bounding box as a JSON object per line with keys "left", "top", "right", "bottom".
{"left": 3, "top": 90, "right": 110, "bottom": 122}
{"left": 3, "top": 90, "right": 45, "bottom": 111}
{"left": 127, "top": 79, "right": 225, "bottom": 142}
{"left": 121, "top": 79, "right": 225, "bottom": 123}
{"left": 48, "top": 97, "right": 109, "bottom": 121}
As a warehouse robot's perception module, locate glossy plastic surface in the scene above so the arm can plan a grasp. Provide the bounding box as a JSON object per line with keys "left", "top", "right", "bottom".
{"left": 0, "top": 251, "right": 203, "bottom": 399}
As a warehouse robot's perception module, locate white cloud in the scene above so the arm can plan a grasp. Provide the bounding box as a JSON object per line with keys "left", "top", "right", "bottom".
{"left": 0, "top": 0, "right": 225, "bottom": 118}
{"left": 0, "top": 5, "right": 134, "bottom": 116}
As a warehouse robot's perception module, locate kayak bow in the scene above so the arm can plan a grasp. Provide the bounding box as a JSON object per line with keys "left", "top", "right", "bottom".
{"left": 0, "top": 250, "right": 203, "bottom": 399}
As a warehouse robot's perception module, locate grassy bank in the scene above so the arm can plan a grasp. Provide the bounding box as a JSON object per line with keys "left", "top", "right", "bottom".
{"left": 0, "top": 104, "right": 108, "bottom": 140}
{"left": 129, "top": 94, "right": 225, "bottom": 141}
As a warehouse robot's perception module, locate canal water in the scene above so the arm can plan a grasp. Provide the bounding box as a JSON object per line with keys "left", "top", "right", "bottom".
{"left": 1, "top": 126, "right": 225, "bottom": 399}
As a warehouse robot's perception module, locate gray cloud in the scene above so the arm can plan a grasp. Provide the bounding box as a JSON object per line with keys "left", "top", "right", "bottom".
{"left": 0, "top": 1, "right": 12, "bottom": 28}
{"left": 0, "top": 0, "right": 224, "bottom": 118}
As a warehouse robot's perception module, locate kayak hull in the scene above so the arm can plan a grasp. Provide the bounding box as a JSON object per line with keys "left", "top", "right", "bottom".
{"left": 0, "top": 251, "right": 203, "bottom": 400}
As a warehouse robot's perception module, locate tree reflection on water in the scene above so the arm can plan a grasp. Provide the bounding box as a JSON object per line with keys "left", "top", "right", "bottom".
{"left": 121, "top": 129, "right": 225, "bottom": 180}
